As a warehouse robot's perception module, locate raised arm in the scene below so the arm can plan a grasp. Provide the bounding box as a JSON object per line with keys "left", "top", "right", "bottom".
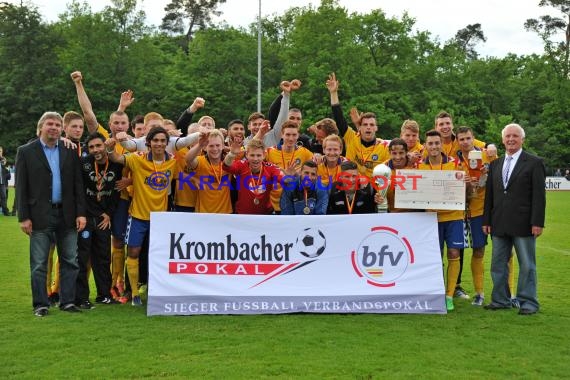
{"left": 185, "top": 133, "right": 209, "bottom": 170}
{"left": 223, "top": 136, "right": 244, "bottom": 168}
{"left": 176, "top": 97, "right": 205, "bottom": 133}
{"left": 253, "top": 120, "right": 271, "bottom": 142}
{"left": 71, "top": 71, "right": 98, "bottom": 134}
{"left": 116, "top": 132, "right": 140, "bottom": 152}
{"left": 104, "top": 138, "right": 126, "bottom": 166}
{"left": 117, "top": 89, "right": 135, "bottom": 113}
{"left": 265, "top": 80, "right": 300, "bottom": 148}
{"left": 173, "top": 130, "right": 205, "bottom": 151}
{"left": 326, "top": 73, "right": 348, "bottom": 137}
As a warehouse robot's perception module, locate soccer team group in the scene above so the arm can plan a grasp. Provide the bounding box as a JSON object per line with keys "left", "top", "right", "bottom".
{"left": 17, "top": 71, "right": 544, "bottom": 316}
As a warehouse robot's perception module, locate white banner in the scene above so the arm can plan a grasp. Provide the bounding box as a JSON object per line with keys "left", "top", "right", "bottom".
{"left": 394, "top": 169, "right": 466, "bottom": 210}
{"left": 148, "top": 212, "right": 446, "bottom": 315}
{"left": 545, "top": 177, "right": 570, "bottom": 191}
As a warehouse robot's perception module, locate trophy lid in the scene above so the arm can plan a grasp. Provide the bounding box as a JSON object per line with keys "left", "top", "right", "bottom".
{"left": 468, "top": 150, "right": 482, "bottom": 160}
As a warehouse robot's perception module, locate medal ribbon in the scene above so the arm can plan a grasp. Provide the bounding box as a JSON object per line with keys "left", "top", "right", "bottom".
{"left": 94, "top": 159, "right": 109, "bottom": 201}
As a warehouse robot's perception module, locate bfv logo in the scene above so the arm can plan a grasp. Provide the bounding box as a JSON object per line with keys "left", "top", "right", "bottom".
{"left": 361, "top": 245, "right": 404, "bottom": 266}
{"left": 351, "top": 226, "right": 415, "bottom": 287}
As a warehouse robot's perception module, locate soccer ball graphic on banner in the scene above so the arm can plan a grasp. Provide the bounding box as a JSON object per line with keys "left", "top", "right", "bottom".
{"left": 295, "top": 228, "right": 327, "bottom": 258}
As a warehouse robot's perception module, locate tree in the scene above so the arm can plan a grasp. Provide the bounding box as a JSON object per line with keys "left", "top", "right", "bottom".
{"left": 0, "top": 2, "right": 67, "bottom": 155}
{"left": 525, "top": 0, "right": 570, "bottom": 79}
{"left": 453, "top": 23, "right": 487, "bottom": 60}
{"left": 160, "top": 0, "right": 226, "bottom": 53}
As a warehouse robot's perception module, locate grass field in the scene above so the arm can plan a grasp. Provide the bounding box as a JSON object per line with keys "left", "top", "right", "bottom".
{"left": 1, "top": 191, "right": 569, "bottom": 379}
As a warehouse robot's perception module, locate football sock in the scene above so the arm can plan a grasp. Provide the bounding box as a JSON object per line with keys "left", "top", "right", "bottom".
{"left": 126, "top": 257, "right": 139, "bottom": 297}
{"left": 471, "top": 256, "right": 484, "bottom": 295}
{"left": 446, "top": 258, "right": 460, "bottom": 297}
{"left": 111, "top": 246, "right": 125, "bottom": 287}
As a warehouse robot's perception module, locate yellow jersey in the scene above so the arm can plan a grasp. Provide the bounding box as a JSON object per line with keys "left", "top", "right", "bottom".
{"left": 124, "top": 152, "right": 177, "bottom": 220}
{"left": 266, "top": 146, "right": 313, "bottom": 211}
{"left": 343, "top": 128, "right": 390, "bottom": 179}
{"left": 193, "top": 155, "right": 232, "bottom": 214}
{"left": 174, "top": 147, "right": 197, "bottom": 208}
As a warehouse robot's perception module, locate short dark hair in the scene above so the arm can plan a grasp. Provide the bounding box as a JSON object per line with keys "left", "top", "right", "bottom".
{"left": 435, "top": 111, "right": 452, "bottom": 123}
{"left": 130, "top": 114, "right": 144, "bottom": 129}
{"left": 302, "top": 160, "right": 317, "bottom": 169}
{"left": 425, "top": 129, "right": 442, "bottom": 139}
{"left": 389, "top": 138, "right": 408, "bottom": 152}
{"left": 227, "top": 119, "right": 244, "bottom": 128}
{"left": 146, "top": 126, "right": 169, "bottom": 146}
{"left": 247, "top": 112, "right": 264, "bottom": 123}
{"left": 85, "top": 132, "right": 106, "bottom": 146}
{"left": 340, "top": 161, "right": 357, "bottom": 171}
{"left": 455, "top": 126, "right": 473, "bottom": 136}
{"left": 359, "top": 112, "right": 377, "bottom": 124}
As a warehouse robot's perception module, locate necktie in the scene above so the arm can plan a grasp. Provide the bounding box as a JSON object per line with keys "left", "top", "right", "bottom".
{"left": 503, "top": 156, "right": 513, "bottom": 187}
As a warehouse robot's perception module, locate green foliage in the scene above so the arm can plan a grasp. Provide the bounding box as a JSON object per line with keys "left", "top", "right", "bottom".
{"left": 0, "top": 0, "right": 569, "bottom": 168}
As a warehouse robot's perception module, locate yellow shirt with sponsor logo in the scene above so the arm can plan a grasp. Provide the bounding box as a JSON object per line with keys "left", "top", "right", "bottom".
{"left": 266, "top": 146, "right": 313, "bottom": 212}
{"left": 174, "top": 147, "right": 197, "bottom": 208}
{"left": 418, "top": 156, "right": 465, "bottom": 222}
{"left": 124, "top": 152, "right": 177, "bottom": 220}
{"left": 193, "top": 155, "right": 232, "bottom": 214}
{"left": 456, "top": 149, "right": 495, "bottom": 218}
{"left": 343, "top": 128, "right": 390, "bottom": 179}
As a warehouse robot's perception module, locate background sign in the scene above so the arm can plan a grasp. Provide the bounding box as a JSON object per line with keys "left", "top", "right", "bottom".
{"left": 545, "top": 177, "right": 570, "bottom": 191}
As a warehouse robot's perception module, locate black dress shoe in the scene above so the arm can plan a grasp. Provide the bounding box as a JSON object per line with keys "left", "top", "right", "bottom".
{"left": 34, "top": 307, "right": 49, "bottom": 317}
{"left": 518, "top": 308, "right": 537, "bottom": 315}
{"left": 60, "top": 303, "right": 82, "bottom": 313}
{"left": 484, "top": 303, "right": 511, "bottom": 310}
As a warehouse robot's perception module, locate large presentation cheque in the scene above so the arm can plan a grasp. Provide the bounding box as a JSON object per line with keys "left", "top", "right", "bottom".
{"left": 147, "top": 212, "right": 446, "bottom": 316}
{"left": 395, "top": 169, "right": 466, "bottom": 210}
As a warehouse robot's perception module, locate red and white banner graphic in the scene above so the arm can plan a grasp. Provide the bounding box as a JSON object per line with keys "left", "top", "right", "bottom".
{"left": 147, "top": 212, "right": 446, "bottom": 315}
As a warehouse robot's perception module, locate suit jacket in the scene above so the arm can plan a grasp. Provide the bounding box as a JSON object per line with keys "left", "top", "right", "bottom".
{"left": 483, "top": 150, "right": 545, "bottom": 237}
{"left": 16, "top": 139, "right": 86, "bottom": 230}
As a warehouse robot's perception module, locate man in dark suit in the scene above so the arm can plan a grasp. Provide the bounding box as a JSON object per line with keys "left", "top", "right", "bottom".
{"left": 16, "top": 112, "right": 87, "bottom": 317}
{"left": 483, "top": 123, "right": 546, "bottom": 315}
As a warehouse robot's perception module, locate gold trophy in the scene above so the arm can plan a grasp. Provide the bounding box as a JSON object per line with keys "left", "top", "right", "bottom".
{"left": 372, "top": 164, "right": 392, "bottom": 213}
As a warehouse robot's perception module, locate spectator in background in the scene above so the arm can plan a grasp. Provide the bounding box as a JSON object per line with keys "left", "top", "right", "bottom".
{"left": 553, "top": 168, "right": 561, "bottom": 177}
{"left": 0, "top": 146, "right": 10, "bottom": 216}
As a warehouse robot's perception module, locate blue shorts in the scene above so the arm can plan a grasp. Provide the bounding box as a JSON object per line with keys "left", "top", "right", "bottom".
{"left": 111, "top": 198, "right": 131, "bottom": 240}
{"left": 174, "top": 205, "right": 195, "bottom": 212}
{"left": 438, "top": 220, "right": 467, "bottom": 252}
{"left": 125, "top": 216, "right": 150, "bottom": 248}
{"left": 466, "top": 215, "right": 487, "bottom": 249}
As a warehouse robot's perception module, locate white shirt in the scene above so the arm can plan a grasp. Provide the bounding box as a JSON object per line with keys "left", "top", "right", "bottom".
{"left": 503, "top": 148, "right": 522, "bottom": 184}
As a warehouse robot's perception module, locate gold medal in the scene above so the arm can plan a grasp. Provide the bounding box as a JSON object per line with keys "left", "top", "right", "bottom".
{"left": 253, "top": 198, "right": 260, "bottom": 205}
{"left": 303, "top": 206, "right": 311, "bottom": 215}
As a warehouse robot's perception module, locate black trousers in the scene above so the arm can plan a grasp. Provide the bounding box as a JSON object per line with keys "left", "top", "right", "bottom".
{"left": 75, "top": 217, "right": 112, "bottom": 302}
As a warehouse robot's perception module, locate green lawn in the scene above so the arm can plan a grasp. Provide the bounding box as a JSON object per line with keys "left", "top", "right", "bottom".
{"left": 1, "top": 191, "right": 569, "bottom": 379}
